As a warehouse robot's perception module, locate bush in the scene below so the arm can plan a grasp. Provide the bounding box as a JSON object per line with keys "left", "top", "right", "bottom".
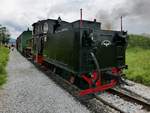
{"left": 128, "top": 34, "right": 150, "bottom": 49}
{"left": 0, "top": 74, "right": 7, "bottom": 86}
{"left": 0, "top": 46, "right": 9, "bottom": 87}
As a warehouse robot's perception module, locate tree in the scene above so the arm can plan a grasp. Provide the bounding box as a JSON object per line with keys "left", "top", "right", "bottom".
{"left": 0, "top": 25, "right": 10, "bottom": 45}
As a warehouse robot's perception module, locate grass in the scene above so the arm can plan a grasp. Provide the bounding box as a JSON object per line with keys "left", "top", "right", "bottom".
{"left": 0, "top": 46, "right": 9, "bottom": 87}
{"left": 125, "top": 34, "right": 150, "bottom": 86}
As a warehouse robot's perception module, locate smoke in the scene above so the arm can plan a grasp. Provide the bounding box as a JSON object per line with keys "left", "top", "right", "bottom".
{"left": 114, "top": 0, "right": 150, "bottom": 20}
{"left": 96, "top": 0, "right": 150, "bottom": 30}
{"left": 95, "top": 10, "right": 113, "bottom": 30}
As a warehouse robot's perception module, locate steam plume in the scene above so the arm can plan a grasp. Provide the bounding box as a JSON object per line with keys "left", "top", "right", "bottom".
{"left": 96, "top": 0, "right": 150, "bottom": 30}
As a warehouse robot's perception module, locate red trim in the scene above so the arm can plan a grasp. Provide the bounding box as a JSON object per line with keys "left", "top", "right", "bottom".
{"left": 96, "top": 80, "right": 101, "bottom": 86}
{"left": 112, "top": 67, "right": 121, "bottom": 74}
{"left": 33, "top": 55, "right": 36, "bottom": 60}
{"left": 92, "top": 70, "right": 97, "bottom": 80}
{"left": 36, "top": 55, "right": 43, "bottom": 64}
{"left": 81, "top": 75, "right": 93, "bottom": 86}
{"left": 81, "top": 71, "right": 101, "bottom": 86}
{"left": 79, "top": 80, "right": 117, "bottom": 96}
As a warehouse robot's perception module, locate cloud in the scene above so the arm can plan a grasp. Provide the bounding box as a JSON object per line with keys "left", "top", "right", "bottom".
{"left": 0, "top": 0, "right": 150, "bottom": 39}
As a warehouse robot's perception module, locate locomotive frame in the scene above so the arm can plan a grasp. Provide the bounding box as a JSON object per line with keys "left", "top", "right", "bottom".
{"left": 17, "top": 17, "right": 128, "bottom": 96}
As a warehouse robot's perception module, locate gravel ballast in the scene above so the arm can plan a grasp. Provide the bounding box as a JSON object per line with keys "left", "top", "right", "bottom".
{"left": 0, "top": 50, "right": 91, "bottom": 113}
{"left": 122, "top": 80, "right": 150, "bottom": 100}
{"left": 98, "top": 92, "right": 147, "bottom": 113}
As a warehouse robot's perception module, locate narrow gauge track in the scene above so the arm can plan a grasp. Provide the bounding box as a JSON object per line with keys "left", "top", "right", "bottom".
{"left": 94, "top": 86, "right": 150, "bottom": 113}
{"left": 110, "top": 87, "right": 150, "bottom": 111}
{"left": 118, "top": 86, "right": 150, "bottom": 105}
{"left": 30, "top": 60, "right": 149, "bottom": 113}
{"left": 94, "top": 95, "right": 126, "bottom": 113}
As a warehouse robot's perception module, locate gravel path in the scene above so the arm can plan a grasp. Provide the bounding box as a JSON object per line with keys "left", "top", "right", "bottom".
{"left": 0, "top": 50, "right": 91, "bottom": 113}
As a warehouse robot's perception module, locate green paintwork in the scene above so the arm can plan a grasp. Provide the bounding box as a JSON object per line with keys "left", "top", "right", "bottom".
{"left": 43, "top": 28, "right": 128, "bottom": 75}
{"left": 93, "top": 30, "right": 127, "bottom": 69}
{"left": 17, "top": 30, "right": 32, "bottom": 53}
{"left": 43, "top": 29, "right": 80, "bottom": 72}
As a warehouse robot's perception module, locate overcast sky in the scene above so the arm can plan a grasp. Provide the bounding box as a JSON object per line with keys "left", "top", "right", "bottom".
{"left": 0, "top": 0, "right": 150, "bottom": 39}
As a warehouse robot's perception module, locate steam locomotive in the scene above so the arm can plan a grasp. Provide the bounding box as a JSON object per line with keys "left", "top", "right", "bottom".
{"left": 16, "top": 17, "right": 128, "bottom": 96}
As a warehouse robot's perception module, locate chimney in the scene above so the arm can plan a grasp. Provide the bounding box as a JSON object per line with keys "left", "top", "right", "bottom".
{"left": 121, "top": 16, "right": 123, "bottom": 31}
{"left": 80, "top": 8, "right": 83, "bottom": 28}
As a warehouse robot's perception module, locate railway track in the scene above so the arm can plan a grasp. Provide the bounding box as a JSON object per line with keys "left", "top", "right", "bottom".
{"left": 94, "top": 94, "right": 126, "bottom": 113}
{"left": 31, "top": 62, "right": 150, "bottom": 113}
{"left": 111, "top": 87, "right": 150, "bottom": 111}
{"left": 94, "top": 86, "right": 150, "bottom": 113}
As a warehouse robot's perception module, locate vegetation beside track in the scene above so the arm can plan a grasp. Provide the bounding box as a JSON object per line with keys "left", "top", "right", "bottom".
{"left": 0, "top": 46, "right": 9, "bottom": 87}
{"left": 125, "top": 34, "right": 150, "bottom": 86}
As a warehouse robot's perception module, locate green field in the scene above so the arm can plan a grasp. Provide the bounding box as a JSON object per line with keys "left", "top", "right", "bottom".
{"left": 0, "top": 46, "right": 9, "bottom": 86}
{"left": 125, "top": 34, "right": 150, "bottom": 86}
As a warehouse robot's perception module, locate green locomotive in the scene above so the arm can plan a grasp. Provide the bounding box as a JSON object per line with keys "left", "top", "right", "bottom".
{"left": 16, "top": 28, "right": 32, "bottom": 56}
{"left": 31, "top": 17, "right": 128, "bottom": 95}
